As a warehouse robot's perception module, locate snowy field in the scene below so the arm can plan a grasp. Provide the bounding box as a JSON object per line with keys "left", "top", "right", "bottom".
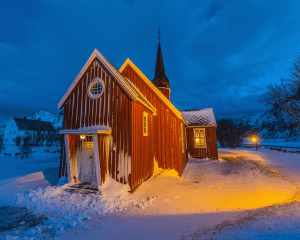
{"left": 0, "top": 147, "right": 300, "bottom": 239}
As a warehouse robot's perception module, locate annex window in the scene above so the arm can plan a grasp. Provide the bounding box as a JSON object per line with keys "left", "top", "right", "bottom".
{"left": 194, "top": 128, "right": 206, "bottom": 148}
{"left": 143, "top": 112, "right": 148, "bottom": 136}
{"left": 9, "top": 131, "right": 11, "bottom": 135}
{"left": 87, "top": 77, "right": 105, "bottom": 99}
{"left": 181, "top": 123, "right": 185, "bottom": 153}
{"left": 11, "top": 124, "right": 13, "bottom": 127}
{"left": 14, "top": 131, "right": 16, "bottom": 134}
{"left": 5, "top": 138, "right": 8, "bottom": 142}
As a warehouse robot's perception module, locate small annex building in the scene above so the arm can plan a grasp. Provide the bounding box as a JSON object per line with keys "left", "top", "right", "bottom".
{"left": 58, "top": 42, "right": 218, "bottom": 191}
{"left": 181, "top": 109, "right": 218, "bottom": 159}
{"left": 3, "top": 118, "right": 56, "bottom": 145}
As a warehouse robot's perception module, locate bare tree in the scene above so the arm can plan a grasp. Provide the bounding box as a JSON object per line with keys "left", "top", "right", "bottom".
{"left": 265, "top": 56, "right": 300, "bottom": 127}
{"left": 217, "top": 118, "right": 243, "bottom": 148}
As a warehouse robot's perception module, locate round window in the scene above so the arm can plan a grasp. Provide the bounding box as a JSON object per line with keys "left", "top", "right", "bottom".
{"left": 87, "top": 78, "right": 105, "bottom": 99}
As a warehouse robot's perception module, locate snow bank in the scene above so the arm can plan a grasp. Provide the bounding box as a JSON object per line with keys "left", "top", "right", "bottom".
{"left": 15, "top": 175, "right": 154, "bottom": 217}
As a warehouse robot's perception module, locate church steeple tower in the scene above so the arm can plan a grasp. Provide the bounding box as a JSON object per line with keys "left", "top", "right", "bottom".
{"left": 152, "top": 28, "right": 171, "bottom": 100}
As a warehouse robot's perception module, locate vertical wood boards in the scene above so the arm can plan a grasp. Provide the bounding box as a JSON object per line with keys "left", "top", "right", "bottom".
{"left": 130, "top": 102, "right": 153, "bottom": 191}
{"left": 61, "top": 59, "right": 132, "bottom": 186}
{"left": 120, "top": 64, "right": 188, "bottom": 177}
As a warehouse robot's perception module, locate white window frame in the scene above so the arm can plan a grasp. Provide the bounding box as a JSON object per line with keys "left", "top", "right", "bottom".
{"left": 143, "top": 112, "right": 148, "bottom": 136}
{"left": 87, "top": 77, "right": 105, "bottom": 100}
{"left": 194, "top": 128, "right": 206, "bottom": 148}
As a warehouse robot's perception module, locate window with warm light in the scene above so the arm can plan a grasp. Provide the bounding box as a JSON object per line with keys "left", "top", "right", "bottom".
{"left": 143, "top": 112, "right": 148, "bottom": 136}
{"left": 194, "top": 128, "right": 206, "bottom": 148}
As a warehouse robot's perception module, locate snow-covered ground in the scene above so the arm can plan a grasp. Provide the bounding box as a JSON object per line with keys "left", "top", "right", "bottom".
{"left": 0, "top": 147, "right": 300, "bottom": 239}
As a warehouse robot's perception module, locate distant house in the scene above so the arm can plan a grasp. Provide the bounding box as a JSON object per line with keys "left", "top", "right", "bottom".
{"left": 3, "top": 118, "right": 56, "bottom": 145}
{"left": 181, "top": 109, "right": 218, "bottom": 159}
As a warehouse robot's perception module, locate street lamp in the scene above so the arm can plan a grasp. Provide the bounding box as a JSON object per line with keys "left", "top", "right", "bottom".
{"left": 251, "top": 137, "right": 258, "bottom": 150}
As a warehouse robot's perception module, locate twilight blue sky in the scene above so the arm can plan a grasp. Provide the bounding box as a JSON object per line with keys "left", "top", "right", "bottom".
{"left": 1, "top": 0, "right": 300, "bottom": 124}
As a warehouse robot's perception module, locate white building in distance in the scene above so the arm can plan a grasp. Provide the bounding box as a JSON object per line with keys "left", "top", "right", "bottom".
{"left": 3, "top": 118, "right": 56, "bottom": 145}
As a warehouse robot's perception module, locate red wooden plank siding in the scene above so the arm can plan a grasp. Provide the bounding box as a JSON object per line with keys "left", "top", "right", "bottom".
{"left": 61, "top": 59, "right": 135, "bottom": 186}
{"left": 61, "top": 57, "right": 192, "bottom": 189}
{"left": 124, "top": 97, "right": 129, "bottom": 184}
{"left": 85, "top": 72, "right": 91, "bottom": 127}
{"left": 77, "top": 81, "right": 83, "bottom": 128}
{"left": 129, "top": 102, "right": 153, "bottom": 190}
{"left": 81, "top": 76, "right": 87, "bottom": 127}
{"left": 89, "top": 64, "right": 95, "bottom": 127}
{"left": 120, "top": 64, "right": 188, "bottom": 175}
{"left": 104, "top": 75, "right": 110, "bottom": 126}
{"left": 112, "top": 81, "right": 118, "bottom": 180}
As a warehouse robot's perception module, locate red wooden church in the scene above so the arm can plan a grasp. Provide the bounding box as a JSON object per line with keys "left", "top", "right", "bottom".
{"left": 58, "top": 41, "right": 218, "bottom": 191}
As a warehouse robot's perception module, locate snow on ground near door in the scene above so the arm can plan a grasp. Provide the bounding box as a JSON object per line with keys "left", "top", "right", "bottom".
{"left": 1, "top": 147, "right": 300, "bottom": 239}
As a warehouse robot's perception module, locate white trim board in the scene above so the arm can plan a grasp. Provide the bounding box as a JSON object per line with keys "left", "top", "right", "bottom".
{"left": 60, "top": 129, "right": 112, "bottom": 135}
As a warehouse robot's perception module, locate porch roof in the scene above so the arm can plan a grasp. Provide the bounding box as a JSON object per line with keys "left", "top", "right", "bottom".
{"left": 59, "top": 125, "right": 112, "bottom": 135}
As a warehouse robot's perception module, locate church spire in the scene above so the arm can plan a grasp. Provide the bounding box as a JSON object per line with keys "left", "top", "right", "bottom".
{"left": 152, "top": 28, "right": 170, "bottom": 88}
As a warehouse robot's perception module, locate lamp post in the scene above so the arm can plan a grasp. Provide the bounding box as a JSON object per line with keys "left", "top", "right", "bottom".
{"left": 252, "top": 137, "right": 258, "bottom": 150}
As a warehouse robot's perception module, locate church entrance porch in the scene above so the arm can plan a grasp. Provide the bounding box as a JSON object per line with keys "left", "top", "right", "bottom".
{"left": 60, "top": 126, "right": 112, "bottom": 187}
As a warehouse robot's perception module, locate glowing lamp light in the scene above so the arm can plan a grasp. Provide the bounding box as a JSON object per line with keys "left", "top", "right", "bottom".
{"left": 251, "top": 136, "right": 258, "bottom": 150}
{"left": 80, "top": 135, "right": 86, "bottom": 140}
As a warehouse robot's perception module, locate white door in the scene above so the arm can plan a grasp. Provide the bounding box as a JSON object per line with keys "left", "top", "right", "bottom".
{"left": 76, "top": 139, "right": 97, "bottom": 185}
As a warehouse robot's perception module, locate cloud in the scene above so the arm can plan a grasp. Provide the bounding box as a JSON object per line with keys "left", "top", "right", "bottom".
{"left": 205, "top": 1, "right": 223, "bottom": 20}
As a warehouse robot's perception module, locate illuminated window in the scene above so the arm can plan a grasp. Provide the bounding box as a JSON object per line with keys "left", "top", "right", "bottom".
{"left": 143, "top": 112, "right": 148, "bottom": 136}
{"left": 194, "top": 128, "right": 206, "bottom": 148}
{"left": 181, "top": 123, "right": 185, "bottom": 153}
{"left": 87, "top": 78, "right": 105, "bottom": 99}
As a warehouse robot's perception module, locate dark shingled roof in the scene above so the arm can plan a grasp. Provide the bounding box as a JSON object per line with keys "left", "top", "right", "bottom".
{"left": 152, "top": 42, "right": 170, "bottom": 88}
{"left": 13, "top": 118, "right": 56, "bottom": 132}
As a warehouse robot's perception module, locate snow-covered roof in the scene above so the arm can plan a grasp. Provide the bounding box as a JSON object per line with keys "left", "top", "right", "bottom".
{"left": 13, "top": 118, "right": 56, "bottom": 132}
{"left": 119, "top": 58, "right": 187, "bottom": 125}
{"left": 58, "top": 49, "right": 157, "bottom": 115}
{"left": 180, "top": 108, "right": 217, "bottom": 126}
{"left": 59, "top": 125, "right": 112, "bottom": 135}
